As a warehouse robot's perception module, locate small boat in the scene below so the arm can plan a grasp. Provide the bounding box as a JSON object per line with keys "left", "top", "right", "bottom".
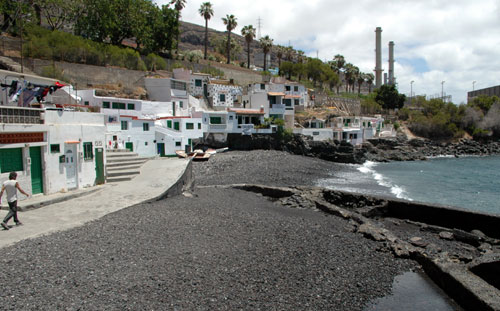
{"left": 192, "top": 152, "right": 211, "bottom": 161}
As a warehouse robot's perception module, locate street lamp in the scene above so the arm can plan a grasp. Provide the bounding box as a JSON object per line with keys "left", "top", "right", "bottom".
{"left": 441, "top": 81, "right": 445, "bottom": 101}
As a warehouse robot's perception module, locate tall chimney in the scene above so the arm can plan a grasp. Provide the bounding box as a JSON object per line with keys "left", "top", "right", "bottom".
{"left": 374, "top": 27, "right": 383, "bottom": 88}
{"left": 388, "top": 41, "right": 395, "bottom": 85}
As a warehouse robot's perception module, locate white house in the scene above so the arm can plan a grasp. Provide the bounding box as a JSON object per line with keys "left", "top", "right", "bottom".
{"left": 155, "top": 116, "right": 204, "bottom": 156}
{"left": 202, "top": 108, "right": 271, "bottom": 137}
{"left": 206, "top": 80, "right": 243, "bottom": 110}
{"left": 106, "top": 114, "right": 156, "bottom": 157}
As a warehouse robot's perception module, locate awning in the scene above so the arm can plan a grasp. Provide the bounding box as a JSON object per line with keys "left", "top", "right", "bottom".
{"left": 267, "top": 92, "right": 285, "bottom": 96}
{"left": 284, "top": 94, "right": 302, "bottom": 99}
{"left": 65, "top": 140, "right": 80, "bottom": 144}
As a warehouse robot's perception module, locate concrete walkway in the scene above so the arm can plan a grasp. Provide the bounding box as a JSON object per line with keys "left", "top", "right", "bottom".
{"left": 0, "top": 157, "right": 191, "bottom": 248}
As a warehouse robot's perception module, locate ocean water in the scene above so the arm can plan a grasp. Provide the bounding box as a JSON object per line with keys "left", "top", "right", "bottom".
{"left": 317, "top": 155, "right": 500, "bottom": 216}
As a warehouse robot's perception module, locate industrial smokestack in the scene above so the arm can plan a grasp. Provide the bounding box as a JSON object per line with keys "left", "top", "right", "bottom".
{"left": 375, "top": 27, "right": 383, "bottom": 88}
{"left": 388, "top": 41, "right": 395, "bottom": 85}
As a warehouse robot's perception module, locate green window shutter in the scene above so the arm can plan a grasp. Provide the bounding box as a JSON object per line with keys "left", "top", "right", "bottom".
{"left": 50, "top": 144, "right": 60, "bottom": 153}
{"left": 198, "top": 123, "right": 201, "bottom": 129}
{"left": 167, "top": 120, "right": 172, "bottom": 128}
{"left": 143, "top": 123, "right": 150, "bottom": 131}
{"left": 174, "top": 122, "right": 180, "bottom": 130}
{"left": 210, "top": 117, "right": 222, "bottom": 124}
{"left": 180, "top": 101, "right": 183, "bottom": 108}
{"left": 188, "top": 139, "right": 192, "bottom": 145}
{"left": 175, "top": 141, "right": 181, "bottom": 146}
{"left": 102, "top": 102, "right": 110, "bottom": 108}
{"left": 186, "top": 123, "right": 194, "bottom": 130}
{"left": 83, "top": 142, "right": 93, "bottom": 160}
{"left": 195, "top": 79, "right": 202, "bottom": 87}
{"left": 0, "top": 148, "right": 23, "bottom": 173}
{"left": 121, "top": 121, "right": 128, "bottom": 130}
{"left": 127, "top": 103, "right": 135, "bottom": 110}
{"left": 84, "top": 101, "right": 89, "bottom": 106}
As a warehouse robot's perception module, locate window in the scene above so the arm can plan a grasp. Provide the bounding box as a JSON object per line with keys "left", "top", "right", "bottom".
{"left": 50, "top": 144, "right": 60, "bottom": 153}
{"left": 127, "top": 103, "right": 135, "bottom": 110}
{"left": 219, "top": 94, "right": 226, "bottom": 102}
{"left": 84, "top": 101, "right": 89, "bottom": 106}
{"left": 83, "top": 142, "right": 93, "bottom": 160}
{"left": 0, "top": 148, "right": 23, "bottom": 173}
{"left": 186, "top": 123, "right": 194, "bottom": 130}
{"left": 145, "top": 142, "right": 148, "bottom": 146}
{"left": 171, "top": 80, "right": 187, "bottom": 91}
{"left": 294, "top": 86, "right": 299, "bottom": 92}
{"left": 179, "top": 101, "right": 183, "bottom": 108}
{"left": 167, "top": 120, "right": 172, "bottom": 128}
{"left": 195, "top": 79, "right": 202, "bottom": 87}
{"left": 284, "top": 99, "right": 292, "bottom": 107}
{"left": 112, "top": 102, "right": 126, "bottom": 109}
{"left": 143, "top": 123, "right": 150, "bottom": 131}
{"left": 260, "top": 84, "right": 265, "bottom": 90}
{"left": 198, "top": 123, "right": 201, "bottom": 129}
{"left": 175, "top": 141, "right": 181, "bottom": 147}
{"left": 210, "top": 116, "right": 223, "bottom": 124}
{"left": 285, "top": 85, "right": 291, "bottom": 91}
{"left": 102, "top": 102, "right": 110, "bottom": 108}
{"left": 121, "top": 121, "right": 128, "bottom": 130}
{"left": 174, "top": 122, "right": 180, "bottom": 130}
{"left": 294, "top": 99, "right": 300, "bottom": 106}
{"left": 313, "top": 132, "right": 320, "bottom": 136}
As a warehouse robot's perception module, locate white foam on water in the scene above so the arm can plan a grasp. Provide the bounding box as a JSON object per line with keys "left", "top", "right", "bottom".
{"left": 358, "top": 161, "right": 413, "bottom": 201}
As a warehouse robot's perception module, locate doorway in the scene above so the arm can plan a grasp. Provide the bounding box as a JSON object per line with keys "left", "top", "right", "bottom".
{"left": 29, "top": 146, "right": 43, "bottom": 194}
{"left": 65, "top": 144, "right": 77, "bottom": 189}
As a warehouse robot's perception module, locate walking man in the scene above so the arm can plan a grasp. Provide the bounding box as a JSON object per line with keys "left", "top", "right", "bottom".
{"left": 0, "top": 172, "right": 30, "bottom": 230}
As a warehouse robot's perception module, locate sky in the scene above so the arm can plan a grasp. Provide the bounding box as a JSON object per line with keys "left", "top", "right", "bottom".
{"left": 155, "top": 0, "right": 500, "bottom": 104}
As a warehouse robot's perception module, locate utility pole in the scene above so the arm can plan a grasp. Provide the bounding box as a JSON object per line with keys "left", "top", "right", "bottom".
{"left": 257, "top": 17, "right": 262, "bottom": 40}
{"left": 473, "top": 81, "right": 476, "bottom": 91}
{"left": 410, "top": 80, "right": 414, "bottom": 105}
{"left": 441, "top": 81, "right": 445, "bottom": 101}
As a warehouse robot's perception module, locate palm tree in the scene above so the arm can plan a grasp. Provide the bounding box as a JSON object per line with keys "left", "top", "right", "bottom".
{"left": 170, "top": 0, "right": 186, "bottom": 50}
{"left": 344, "top": 63, "right": 358, "bottom": 93}
{"left": 241, "top": 25, "right": 256, "bottom": 69}
{"left": 222, "top": 14, "right": 237, "bottom": 64}
{"left": 332, "top": 54, "right": 346, "bottom": 94}
{"left": 365, "top": 73, "right": 374, "bottom": 93}
{"left": 199, "top": 2, "right": 214, "bottom": 60}
{"left": 259, "top": 35, "right": 273, "bottom": 71}
{"left": 275, "top": 45, "right": 285, "bottom": 68}
{"left": 357, "top": 72, "right": 366, "bottom": 94}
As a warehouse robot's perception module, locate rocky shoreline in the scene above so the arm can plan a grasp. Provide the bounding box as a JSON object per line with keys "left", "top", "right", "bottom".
{"left": 201, "top": 133, "right": 500, "bottom": 164}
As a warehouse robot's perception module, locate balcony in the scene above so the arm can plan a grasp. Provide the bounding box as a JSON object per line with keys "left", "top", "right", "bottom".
{"left": 0, "top": 106, "right": 44, "bottom": 124}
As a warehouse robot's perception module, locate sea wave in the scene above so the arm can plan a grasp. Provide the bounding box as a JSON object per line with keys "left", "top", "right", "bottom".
{"left": 357, "top": 161, "right": 413, "bottom": 201}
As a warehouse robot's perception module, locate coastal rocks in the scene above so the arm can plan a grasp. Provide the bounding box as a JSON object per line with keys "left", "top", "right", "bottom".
{"left": 439, "top": 231, "right": 454, "bottom": 240}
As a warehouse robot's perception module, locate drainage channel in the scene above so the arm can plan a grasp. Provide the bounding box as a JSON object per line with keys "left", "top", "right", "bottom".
{"left": 364, "top": 271, "right": 463, "bottom": 311}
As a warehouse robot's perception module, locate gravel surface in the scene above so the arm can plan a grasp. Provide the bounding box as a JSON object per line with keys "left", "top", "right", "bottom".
{"left": 0, "top": 150, "right": 417, "bottom": 310}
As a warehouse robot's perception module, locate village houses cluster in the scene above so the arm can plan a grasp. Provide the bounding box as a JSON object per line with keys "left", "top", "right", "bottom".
{"left": 0, "top": 68, "right": 392, "bottom": 198}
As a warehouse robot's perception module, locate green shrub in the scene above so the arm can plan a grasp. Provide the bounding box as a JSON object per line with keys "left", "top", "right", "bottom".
{"left": 40, "top": 65, "right": 67, "bottom": 81}
{"left": 145, "top": 53, "right": 167, "bottom": 71}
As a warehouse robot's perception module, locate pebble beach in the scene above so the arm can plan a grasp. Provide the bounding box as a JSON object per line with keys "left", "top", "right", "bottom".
{"left": 0, "top": 150, "right": 418, "bottom": 310}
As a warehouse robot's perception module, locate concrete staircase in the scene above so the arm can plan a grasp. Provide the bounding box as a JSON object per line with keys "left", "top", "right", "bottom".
{"left": 106, "top": 149, "right": 150, "bottom": 183}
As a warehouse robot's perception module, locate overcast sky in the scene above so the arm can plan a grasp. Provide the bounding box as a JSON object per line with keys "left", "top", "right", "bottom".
{"left": 155, "top": 0, "right": 500, "bottom": 104}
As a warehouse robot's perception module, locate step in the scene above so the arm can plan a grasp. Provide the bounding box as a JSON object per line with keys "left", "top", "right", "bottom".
{"left": 106, "top": 176, "right": 135, "bottom": 183}
{"left": 107, "top": 152, "right": 139, "bottom": 158}
{"left": 106, "top": 149, "right": 130, "bottom": 153}
{"left": 106, "top": 156, "right": 149, "bottom": 164}
{"left": 106, "top": 169, "right": 140, "bottom": 178}
{"left": 106, "top": 162, "right": 143, "bottom": 170}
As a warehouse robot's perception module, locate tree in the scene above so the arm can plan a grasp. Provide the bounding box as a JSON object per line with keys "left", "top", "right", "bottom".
{"left": 331, "top": 54, "right": 345, "bottom": 93}
{"left": 275, "top": 45, "right": 285, "bottom": 68}
{"left": 222, "top": 14, "right": 237, "bottom": 64}
{"left": 306, "top": 58, "right": 323, "bottom": 87}
{"left": 357, "top": 72, "right": 366, "bottom": 94}
{"left": 34, "top": 0, "right": 81, "bottom": 31}
{"left": 365, "top": 73, "right": 374, "bottom": 93}
{"left": 170, "top": 0, "right": 186, "bottom": 50}
{"left": 343, "top": 63, "right": 358, "bottom": 93}
{"left": 374, "top": 84, "right": 406, "bottom": 110}
{"left": 198, "top": 2, "right": 213, "bottom": 60}
{"left": 214, "top": 35, "right": 241, "bottom": 62}
{"left": 259, "top": 35, "right": 273, "bottom": 71}
{"left": 241, "top": 25, "right": 255, "bottom": 69}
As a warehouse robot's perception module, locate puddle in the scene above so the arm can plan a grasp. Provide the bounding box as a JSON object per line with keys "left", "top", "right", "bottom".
{"left": 364, "top": 271, "right": 462, "bottom": 311}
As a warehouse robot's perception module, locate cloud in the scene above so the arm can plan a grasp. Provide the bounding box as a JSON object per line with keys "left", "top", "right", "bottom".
{"left": 155, "top": 0, "right": 500, "bottom": 104}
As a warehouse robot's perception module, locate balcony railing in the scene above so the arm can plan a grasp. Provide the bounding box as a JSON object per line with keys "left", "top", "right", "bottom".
{"left": 0, "top": 106, "right": 44, "bottom": 124}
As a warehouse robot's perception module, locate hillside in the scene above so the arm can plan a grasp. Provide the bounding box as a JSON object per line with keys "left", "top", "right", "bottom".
{"left": 179, "top": 21, "right": 276, "bottom": 68}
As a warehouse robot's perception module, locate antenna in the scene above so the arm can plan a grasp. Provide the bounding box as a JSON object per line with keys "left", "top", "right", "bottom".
{"left": 257, "top": 17, "right": 262, "bottom": 39}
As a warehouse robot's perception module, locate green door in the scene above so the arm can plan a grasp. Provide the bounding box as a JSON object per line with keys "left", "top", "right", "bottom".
{"left": 157, "top": 143, "right": 165, "bottom": 157}
{"left": 94, "top": 147, "right": 105, "bottom": 185}
{"left": 29, "top": 146, "right": 43, "bottom": 194}
{"left": 125, "top": 142, "right": 133, "bottom": 152}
